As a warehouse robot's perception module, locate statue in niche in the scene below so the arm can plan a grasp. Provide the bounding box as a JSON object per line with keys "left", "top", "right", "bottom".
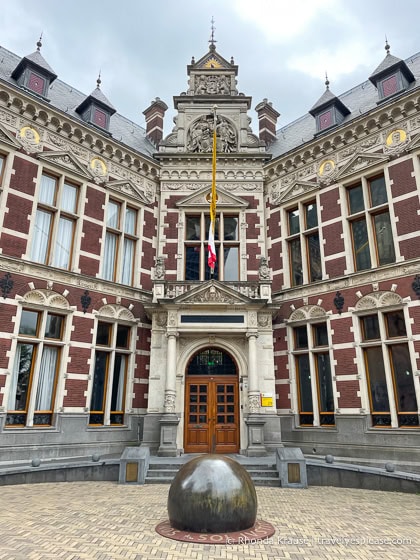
{"left": 259, "top": 257, "right": 271, "bottom": 281}
{"left": 187, "top": 115, "right": 237, "bottom": 153}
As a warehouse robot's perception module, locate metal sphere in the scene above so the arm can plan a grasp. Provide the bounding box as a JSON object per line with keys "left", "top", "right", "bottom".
{"left": 168, "top": 454, "right": 257, "bottom": 533}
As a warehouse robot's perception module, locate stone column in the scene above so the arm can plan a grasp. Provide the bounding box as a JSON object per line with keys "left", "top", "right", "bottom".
{"left": 164, "top": 332, "right": 178, "bottom": 413}
{"left": 246, "top": 331, "right": 266, "bottom": 456}
{"left": 247, "top": 332, "right": 260, "bottom": 413}
{"left": 158, "top": 331, "right": 179, "bottom": 456}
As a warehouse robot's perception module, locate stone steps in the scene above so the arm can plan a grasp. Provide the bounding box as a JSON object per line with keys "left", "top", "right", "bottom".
{"left": 145, "top": 460, "right": 280, "bottom": 486}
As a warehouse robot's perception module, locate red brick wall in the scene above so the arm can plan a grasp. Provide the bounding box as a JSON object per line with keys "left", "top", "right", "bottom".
{"left": 3, "top": 193, "right": 32, "bottom": 234}
{"left": 394, "top": 197, "right": 420, "bottom": 235}
{"left": 325, "top": 256, "right": 346, "bottom": 279}
{"left": 337, "top": 380, "right": 361, "bottom": 408}
{"left": 132, "top": 385, "right": 147, "bottom": 408}
{"left": 68, "top": 347, "right": 91, "bottom": 375}
{"left": 277, "top": 387, "right": 290, "bottom": 409}
{"left": 63, "top": 379, "right": 88, "bottom": 407}
{"left": 80, "top": 221, "right": 102, "bottom": 257}
{"left": 389, "top": 159, "right": 417, "bottom": 198}
{"left": 9, "top": 157, "right": 38, "bottom": 196}
{"left": 322, "top": 222, "right": 344, "bottom": 256}
{"left": 331, "top": 318, "right": 353, "bottom": 345}
{"left": 0, "top": 338, "right": 12, "bottom": 367}
{"left": 79, "top": 255, "right": 100, "bottom": 277}
{"left": 320, "top": 188, "right": 341, "bottom": 221}
{"left": 267, "top": 209, "right": 281, "bottom": 239}
{"left": 70, "top": 317, "right": 94, "bottom": 343}
{"left": 274, "top": 355, "right": 289, "bottom": 379}
{"left": 84, "top": 187, "right": 105, "bottom": 220}
{"left": 0, "top": 232, "right": 27, "bottom": 258}
{"left": 334, "top": 348, "right": 357, "bottom": 376}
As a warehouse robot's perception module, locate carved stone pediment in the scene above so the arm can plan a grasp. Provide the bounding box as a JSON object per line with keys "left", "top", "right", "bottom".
{"left": 172, "top": 280, "right": 254, "bottom": 306}
{"left": 107, "top": 179, "right": 151, "bottom": 204}
{"left": 355, "top": 291, "right": 403, "bottom": 311}
{"left": 176, "top": 186, "right": 249, "bottom": 209}
{"left": 0, "top": 123, "right": 20, "bottom": 148}
{"left": 38, "top": 151, "right": 92, "bottom": 179}
{"left": 193, "top": 51, "right": 233, "bottom": 71}
{"left": 287, "top": 304, "right": 327, "bottom": 322}
{"left": 278, "top": 181, "right": 319, "bottom": 204}
{"left": 406, "top": 131, "right": 420, "bottom": 153}
{"left": 335, "top": 151, "right": 389, "bottom": 181}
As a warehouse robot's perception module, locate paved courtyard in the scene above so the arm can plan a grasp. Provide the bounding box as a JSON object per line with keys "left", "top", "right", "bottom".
{"left": 0, "top": 482, "right": 419, "bottom": 560}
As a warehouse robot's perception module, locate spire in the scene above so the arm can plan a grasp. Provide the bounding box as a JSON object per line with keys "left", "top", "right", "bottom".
{"left": 36, "top": 33, "right": 43, "bottom": 52}
{"left": 385, "top": 36, "right": 390, "bottom": 55}
{"left": 325, "top": 72, "right": 330, "bottom": 90}
{"left": 96, "top": 70, "right": 101, "bottom": 89}
{"left": 209, "top": 16, "right": 217, "bottom": 52}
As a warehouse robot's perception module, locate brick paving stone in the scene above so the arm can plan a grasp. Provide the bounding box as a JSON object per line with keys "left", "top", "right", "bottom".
{"left": 0, "top": 482, "right": 419, "bottom": 559}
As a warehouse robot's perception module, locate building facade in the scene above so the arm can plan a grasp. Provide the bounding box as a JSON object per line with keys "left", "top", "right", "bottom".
{"left": 0, "top": 37, "right": 419, "bottom": 466}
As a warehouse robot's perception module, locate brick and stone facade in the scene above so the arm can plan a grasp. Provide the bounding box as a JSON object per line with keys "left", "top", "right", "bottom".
{"left": 0, "top": 38, "right": 419, "bottom": 466}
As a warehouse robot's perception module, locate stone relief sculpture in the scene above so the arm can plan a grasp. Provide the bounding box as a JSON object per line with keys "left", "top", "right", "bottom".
{"left": 194, "top": 74, "right": 234, "bottom": 95}
{"left": 187, "top": 115, "right": 237, "bottom": 153}
{"left": 258, "top": 257, "right": 271, "bottom": 281}
{"left": 154, "top": 256, "right": 166, "bottom": 280}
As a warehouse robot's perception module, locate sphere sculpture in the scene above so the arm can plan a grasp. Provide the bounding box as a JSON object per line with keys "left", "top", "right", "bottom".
{"left": 168, "top": 454, "right": 257, "bottom": 533}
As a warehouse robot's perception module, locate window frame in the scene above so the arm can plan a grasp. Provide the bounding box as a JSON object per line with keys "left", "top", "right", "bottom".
{"left": 89, "top": 320, "right": 133, "bottom": 427}
{"left": 346, "top": 173, "right": 396, "bottom": 272}
{"left": 6, "top": 307, "right": 66, "bottom": 428}
{"left": 184, "top": 211, "right": 240, "bottom": 281}
{"left": 30, "top": 171, "right": 80, "bottom": 270}
{"left": 285, "top": 199, "right": 323, "bottom": 287}
{"left": 291, "top": 321, "right": 335, "bottom": 427}
{"left": 358, "top": 307, "right": 419, "bottom": 428}
{"left": 102, "top": 198, "right": 139, "bottom": 285}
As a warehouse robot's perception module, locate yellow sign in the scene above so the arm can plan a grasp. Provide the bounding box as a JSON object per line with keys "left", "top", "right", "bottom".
{"left": 261, "top": 394, "right": 273, "bottom": 407}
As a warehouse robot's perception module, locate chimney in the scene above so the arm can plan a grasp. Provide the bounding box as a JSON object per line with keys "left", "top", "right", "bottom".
{"left": 254, "top": 99, "right": 280, "bottom": 146}
{"left": 142, "top": 97, "right": 168, "bottom": 146}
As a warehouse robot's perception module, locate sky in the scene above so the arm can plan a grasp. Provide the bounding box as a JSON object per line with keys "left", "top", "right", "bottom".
{"left": 1, "top": 0, "right": 420, "bottom": 135}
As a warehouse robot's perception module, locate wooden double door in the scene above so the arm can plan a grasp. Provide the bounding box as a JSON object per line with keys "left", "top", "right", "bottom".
{"left": 184, "top": 375, "right": 239, "bottom": 454}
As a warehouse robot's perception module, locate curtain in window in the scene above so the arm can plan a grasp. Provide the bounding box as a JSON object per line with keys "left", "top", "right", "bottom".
{"left": 61, "top": 183, "right": 77, "bottom": 213}
{"left": 112, "top": 355, "right": 126, "bottom": 411}
{"left": 35, "top": 346, "right": 58, "bottom": 410}
{"left": 125, "top": 208, "right": 136, "bottom": 235}
{"left": 31, "top": 209, "right": 51, "bottom": 263}
{"left": 121, "top": 238, "right": 134, "bottom": 284}
{"left": 7, "top": 344, "right": 22, "bottom": 410}
{"left": 53, "top": 217, "right": 73, "bottom": 269}
{"left": 103, "top": 232, "right": 117, "bottom": 281}
{"left": 39, "top": 175, "right": 56, "bottom": 205}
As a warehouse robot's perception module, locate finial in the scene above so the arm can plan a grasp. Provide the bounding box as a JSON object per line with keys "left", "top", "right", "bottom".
{"left": 209, "top": 16, "right": 217, "bottom": 51}
{"left": 36, "top": 33, "right": 43, "bottom": 51}
{"left": 325, "top": 72, "right": 330, "bottom": 89}
{"left": 96, "top": 70, "right": 101, "bottom": 89}
{"left": 230, "top": 56, "right": 234, "bottom": 64}
{"left": 191, "top": 56, "right": 195, "bottom": 64}
{"left": 385, "top": 36, "right": 390, "bottom": 55}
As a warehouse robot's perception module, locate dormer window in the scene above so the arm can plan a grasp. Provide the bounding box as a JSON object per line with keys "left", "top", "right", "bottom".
{"left": 11, "top": 37, "right": 57, "bottom": 100}
{"left": 369, "top": 41, "right": 415, "bottom": 103}
{"left": 318, "top": 109, "right": 333, "bottom": 131}
{"left": 75, "top": 75, "right": 116, "bottom": 133}
{"left": 309, "top": 76, "right": 350, "bottom": 135}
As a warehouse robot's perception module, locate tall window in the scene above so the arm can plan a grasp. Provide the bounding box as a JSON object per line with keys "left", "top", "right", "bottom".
{"left": 347, "top": 174, "right": 395, "bottom": 271}
{"left": 30, "top": 173, "right": 79, "bottom": 269}
{"left": 6, "top": 309, "right": 65, "bottom": 427}
{"left": 89, "top": 321, "right": 131, "bottom": 425}
{"left": 0, "top": 154, "right": 5, "bottom": 187}
{"left": 185, "top": 212, "right": 239, "bottom": 281}
{"left": 292, "top": 322, "right": 335, "bottom": 426}
{"left": 287, "top": 201, "right": 322, "bottom": 286}
{"left": 360, "top": 310, "right": 418, "bottom": 427}
{"left": 102, "top": 200, "right": 138, "bottom": 285}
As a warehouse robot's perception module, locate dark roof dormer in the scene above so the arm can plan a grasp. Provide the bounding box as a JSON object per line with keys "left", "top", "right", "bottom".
{"left": 309, "top": 75, "right": 350, "bottom": 134}
{"left": 75, "top": 75, "right": 116, "bottom": 133}
{"left": 11, "top": 36, "right": 57, "bottom": 101}
{"left": 369, "top": 40, "right": 415, "bottom": 103}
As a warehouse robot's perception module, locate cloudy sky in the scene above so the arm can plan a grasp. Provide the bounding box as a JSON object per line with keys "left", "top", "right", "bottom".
{"left": 1, "top": 0, "right": 420, "bottom": 135}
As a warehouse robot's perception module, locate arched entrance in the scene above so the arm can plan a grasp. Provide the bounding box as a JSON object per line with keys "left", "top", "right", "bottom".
{"left": 184, "top": 347, "right": 239, "bottom": 454}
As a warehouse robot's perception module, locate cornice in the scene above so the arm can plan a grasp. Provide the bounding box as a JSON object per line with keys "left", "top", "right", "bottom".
{"left": 0, "top": 255, "right": 153, "bottom": 304}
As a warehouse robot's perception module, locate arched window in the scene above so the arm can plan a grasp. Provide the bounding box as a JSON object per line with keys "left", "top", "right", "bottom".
{"left": 187, "top": 348, "right": 236, "bottom": 376}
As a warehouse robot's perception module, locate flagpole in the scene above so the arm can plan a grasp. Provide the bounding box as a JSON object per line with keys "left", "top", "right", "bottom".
{"left": 209, "top": 105, "right": 218, "bottom": 278}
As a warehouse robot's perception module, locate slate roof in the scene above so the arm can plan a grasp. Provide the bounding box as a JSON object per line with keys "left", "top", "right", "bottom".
{"left": 268, "top": 50, "right": 420, "bottom": 160}
{"left": 0, "top": 45, "right": 155, "bottom": 158}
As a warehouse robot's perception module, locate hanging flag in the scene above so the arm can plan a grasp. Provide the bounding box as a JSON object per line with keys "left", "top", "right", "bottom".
{"left": 208, "top": 114, "right": 217, "bottom": 271}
